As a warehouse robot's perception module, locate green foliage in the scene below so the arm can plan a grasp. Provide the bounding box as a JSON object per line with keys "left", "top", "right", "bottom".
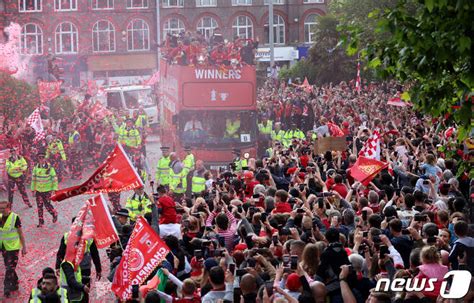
{"left": 278, "top": 59, "right": 318, "bottom": 84}
{"left": 0, "top": 72, "right": 39, "bottom": 121}
{"left": 344, "top": 0, "right": 473, "bottom": 139}
{"left": 306, "top": 15, "right": 355, "bottom": 85}
{"left": 50, "top": 96, "right": 75, "bottom": 120}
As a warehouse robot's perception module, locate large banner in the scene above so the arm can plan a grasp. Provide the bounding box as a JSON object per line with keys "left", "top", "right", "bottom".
{"left": 51, "top": 144, "right": 143, "bottom": 201}
{"left": 0, "top": 150, "right": 9, "bottom": 190}
{"left": 112, "top": 217, "right": 170, "bottom": 300}
{"left": 87, "top": 194, "right": 119, "bottom": 249}
{"left": 314, "top": 137, "right": 347, "bottom": 154}
{"left": 65, "top": 203, "right": 95, "bottom": 269}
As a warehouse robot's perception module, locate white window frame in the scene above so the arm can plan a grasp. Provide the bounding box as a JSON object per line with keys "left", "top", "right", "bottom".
{"left": 232, "top": 15, "right": 253, "bottom": 39}
{"left": 55, "top": 22, "right": 78, "bottom": 54}
{"left": 197, "top": 16, "right": 218, "bottom": 39}
{"left": 54, "top": 0, "right": 77, "bottom": 11}
{"left": 93, "top": 0, "right": 114, "bottom": 10}
{"left": 20, "top": 23, "right": 43, "bottom": 55}
{"left": 18, "top": 0, "right": 42, "bottom": 12}
{"left": 231, "top": 0, "right": 252, "bottom": 6}
{"left": 162, "top": 0, "right": 183, "bottom": 7}
{"left": 266, "top": 14, "right": 285, "bottom": 45}
{"left": 264, "top": 0, "right": 284, "bottom": 4}
{"left": 127, "top": 19, "right": 150, "bottom": 51}
{"left": 304, "top": 14, "right": 319, "bottom": 43}
{"left": 92, "top": 20, "right": 115, "bottom": 53}
{"left": 303, "top": 0, "right": 324, "bottom": 3}
{"left": 196, "top": 0, "right": 216, "bottom": 7}
{"left": 127, "top": 0, "right": 148, "bottom": 9}
{"left": 163, "top": 18, "right": 185, "bottom": 37}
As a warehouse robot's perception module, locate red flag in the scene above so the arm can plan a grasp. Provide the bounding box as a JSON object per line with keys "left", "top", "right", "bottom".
{"left": 51, "top": 144, "right": 144, "bottom": 201}
{"left": 64, "top": 203, "right": 95, "bottom": 269}
{"left": 87, "top": 194, "right": 119, "bottom": 249}
{"left": 112, "top": 217, "right": 170, "bottom": 300}
{"left": 89, "top": 102, "right": 112, "bottom": 119}
{"left": 350, "top": 156, "right": 388, "bottom": 186}
{"left": 144, "top": 71, "right": 160, "bottom": 86}
{"left": 38, "top": 81, "right": 62, "bottom": 104}
{"left": 301, "top": 77, "right": 313, "bottom": 93}
{"left": 359, "top": 130, "right": 381, "bottom": 160}
{"left": 327, "top": 122, "right": 345, "bottom": 137}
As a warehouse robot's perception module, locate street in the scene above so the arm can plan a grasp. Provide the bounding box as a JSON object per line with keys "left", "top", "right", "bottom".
{"left": 0, "top": 136, "right": 162, "bottom": 302}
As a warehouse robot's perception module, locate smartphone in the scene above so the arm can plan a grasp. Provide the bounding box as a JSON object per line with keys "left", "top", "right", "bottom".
{"left": 362, "top": 210, "right": 368, "bottom": 221}
{"left": 194, "top": 249, "right": 203, "bottom": 259}
{"left": 265, "top": 281, "right": 274, "bottom": 297}
{"left": 183, "top": 220, "right": 190, "bottom": 229}
{"left": 299, "top": 184, "right": 305, "bottom": 191}
{"left": 228, "top": 263, "right": 235, "bottom": 274}
{"left": 282, "top": 255, "right": 290, "bottom": 266}
{"left": 132, "top": 284, "right": 139, "bottom": 299}
{"left": 247, "top": 258, "right": 256, "bottom": 267}
{"left": 236, "top": 269, "right": 247, "bottom": 277}
{"left": 296, "top": 208, "right": 305, "bottom": 214}
{"left": 401, "top": 229, "right": 411, "bottom": 235}
{"left": 290, "top": 255, "right": 298, "bottom": 270}
{"left": 379, "top": 245, "right": 389, "bottom": 259}
{"left": 237, "top": 205, "right": 243, "bottom": 213}
{"left": 272, "top": 235, "right": 279, "bottom": 246}
{"left": 362, "top": 231, "right": 368, "bottom": 238}
{"left": 260, "top": 212, "right": 268, "bottom": 222}
{"left": 318, "top": 198, "right": 324, "bottom": 209}
{"left": 253, "top": 194, "right": 260, "bottom": 199}
{"left": 414, "top": 214, "right": 425, "bottom": 222}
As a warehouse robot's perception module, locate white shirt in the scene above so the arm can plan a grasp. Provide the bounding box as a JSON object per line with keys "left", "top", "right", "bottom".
{"left": 184, "top": 120, "right": 203, "bottom": 132}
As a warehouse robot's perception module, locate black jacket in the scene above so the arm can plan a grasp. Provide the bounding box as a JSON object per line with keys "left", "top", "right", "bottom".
{"left": 55, "top": 235, "right": 102, "bottom": 274}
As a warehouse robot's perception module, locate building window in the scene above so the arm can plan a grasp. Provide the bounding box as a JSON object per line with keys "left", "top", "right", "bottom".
{"left": 233, "top": 15, "right": 253, "bottom": 39}
{"left": 93, "top": 0, "right": 113, "bottom": 9}
{"left": 304, "top": 14, "right": 319, "bottom": 43}
{"left": 163, "top": 18, "right": 185, "bottom": 37}
{"left": 196, "top": 0, "right": 216, "bottom": 7}
{"left": 162, "top": 0, "right": 183, "bottom": 7}
{"left": 19, "top": 0, "right": 42, "bottom": 12}
{"left": 231, "top": 0, "right": 252, "bottom": 5}
{"left": 21, "top": 23, "right": 43, "bottom": 54}
{"left": 93, "top": 20, "right": 115, "bottom": 52}
{"left": 127, "top": 19, "right": 150, "bottom": 51}
{"left": 55, "top": 22, "right": 78, "bottom": 54}
{"left": 264, "top": 0, "right": 284, "bottom": 4}
{"left": 266, "top": 14, "right": 285, "bottom": 44}
{"left": 127, "top": 0, "right": 148, "bottom": 8}
{"left": 303, "top": 0, "right": 324, "bottom": 3}
{"left": 54, "top": 0, "right": 77, "bottom": 11}
{"left": 197, "top": 16, "right": 218, "bottom": 39}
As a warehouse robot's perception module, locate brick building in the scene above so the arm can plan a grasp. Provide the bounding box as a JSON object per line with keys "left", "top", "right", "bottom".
{"left": 3, "top": 0, "right": 326, "bottom": 87}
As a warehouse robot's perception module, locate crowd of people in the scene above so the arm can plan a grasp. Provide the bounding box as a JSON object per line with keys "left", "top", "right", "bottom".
{"left": 0, "top": 76, "right": 473, "bottom": 303}
{"left": 161, "top": 29, "right": 259, "bottom": 67}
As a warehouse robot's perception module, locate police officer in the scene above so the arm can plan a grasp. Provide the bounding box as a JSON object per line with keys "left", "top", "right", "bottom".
{"left": 46, "top": 134, "right": 67, "bottom": 182}
{"left": 169, "top": 153, "right": 186, "bottom": 197}
{"left": 271, "top": 122, "right": 285, "bottom": 143}
{"left": 55, "top": 218, "right": 102, "bottom": 301}
{"left": 118, "top": 118, "right": 142, "bottom": 153}
{"left": 6, "top": 148, "right": 32, "bottom": 207}
{"left": 191, "top": 160, "right": 207, "bottom": 197}
{"left": 155, "top": 146, "right": 171, "bottom": 189}
{"left": 30, "top": 273, "right": 68, "bottom": 303}
{"left": 126, "top": 187, "right": 152, "bottom": 222}
{"left": 225, "top": 114, "right": 241, "bottom": 139}
{"left": 232, "top": 149, "right": 248, "bottom": 172}
{"left": 31, "top": 152, "right": 58, "bottom": 228}
{"left": 258, "top": 115, "right": 273, "bottom": 139}
{"left": 66, "top": 123, "right": 82, "bottom": 180}
{"left": 283, "top": 123, "right": 305, "bottom": 147}
{"left": 0, "top": 194, "right": 27, "bottom": 298}
{"left": 182, "top": 146, "right": 195, "bottom": 175}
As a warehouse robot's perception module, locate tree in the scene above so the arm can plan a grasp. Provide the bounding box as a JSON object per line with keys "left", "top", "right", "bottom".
{"left": 345, "top": 0, "right": 473, "bottom": 139}
{"left": 0, "top": 72, "right": 39, "bottom": 121}
{"left": 278, "top": 58, "right": 318, "bottom": 84}
{"left": 307, "top": 15, "right": 354, "bottom": 85}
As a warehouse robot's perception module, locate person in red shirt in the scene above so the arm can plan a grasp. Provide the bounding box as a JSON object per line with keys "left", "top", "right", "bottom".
{"left": 156, "top": 186, "right": 177, "bottom": 224}
{"left": 243, "top": 171, "right": 259, "bottom": 200}
{"left": 331, "top": 174, "right": 348, "bottom": 198}
{"left": 272, "top": 189, "right": 292, "bottom": 214}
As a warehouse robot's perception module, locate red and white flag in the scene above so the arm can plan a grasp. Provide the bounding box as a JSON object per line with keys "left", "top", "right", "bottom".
{"left": 27, "top": 108, "right": 45, "bottom": 142}
{"left": 355, "top": 61, "right": 361, "bottom": 94}
{"left": 51, "top": 144, "right": 144, "bottom": 201}
{"left": 359, "top": 130, "right": 381, "bottom": 160}
{"left": 87, "top": 194, "right": 119, "bottom": 249}
{"left": 350, "top": 156, "right": 388, "bottom": 186}
{"left": 38, "top": 81, "right": 62, "bottom": 104}
{"left": 64, "top": 203, "right": 95, "bottom": 270}
{"left": 112, "top": 217, "right": 170, "bottom": 300}
{"left": 144, "top": 70, "right": 160, "bottom": 86}
{"left": 89, "top": 101, "right": 112, "bottom": 120}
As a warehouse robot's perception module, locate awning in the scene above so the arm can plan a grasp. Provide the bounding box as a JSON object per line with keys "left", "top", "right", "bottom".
{"left": 87, "top": 54, "right": 157, "bottom": 72}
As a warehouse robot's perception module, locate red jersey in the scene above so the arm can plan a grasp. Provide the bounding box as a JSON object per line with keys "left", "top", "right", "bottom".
{"left": 158, "top": 195, "right": 177, "bottom": 224}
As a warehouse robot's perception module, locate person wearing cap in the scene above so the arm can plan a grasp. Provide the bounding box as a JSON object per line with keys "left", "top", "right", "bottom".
{"left": 155, "top": 146, "right": 171, "bottom": 188}
{"left": 117, "top": 118, "right": 142, "bottom": 151}
{"left": 45, "top": 134, "right": 67, "bottom": 183}
{"left": 0, "top": 192, "right": 27, "bottom": 298}
{"left": 191, "top": 160, "right": 207, "bottom": 197}
{"left": 6, "top": 148, "right": 32, "bottom": 207}
{"left": 169, "top": 152, "right": 187, "bottom": 196}
{"left": 182, "top": 146, "right": 195, "bottom": 175}
{"left": 232, "top": 149, "right": 248, "bottom": 172}
{"left": 31, "top": 152, "right": 58, "bottom": 227}
{"left": 125, "top": 187, "right": 152, "bottom": 222}
{"left": 112, "top": 208, "right": 130, "bottom": 235}
{"left": 258, "top": 115, "right": 273, "bottom": 139}
{"left": 65, "top": 123, "right": 82, "bottom": 180}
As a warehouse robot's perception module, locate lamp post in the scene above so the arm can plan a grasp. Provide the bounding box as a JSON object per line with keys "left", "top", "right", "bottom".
{"left": 156, "top": 0, "right": 161, "bottom": 72}
{"left": 268, "top": 0, "right": 274, "bottom": 67}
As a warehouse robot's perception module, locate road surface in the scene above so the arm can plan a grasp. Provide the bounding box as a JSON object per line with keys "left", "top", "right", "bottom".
{"left": 0, "top": 136, "right": 162, "bottom": 302}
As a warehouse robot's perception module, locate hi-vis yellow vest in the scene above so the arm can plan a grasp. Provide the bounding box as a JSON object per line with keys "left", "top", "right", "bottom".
{"left": 0, "top": 212, "right": 21, "bottom": 251}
